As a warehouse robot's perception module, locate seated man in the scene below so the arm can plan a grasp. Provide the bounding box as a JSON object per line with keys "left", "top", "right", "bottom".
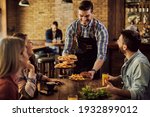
{"left": 45, "top": 21, "right": 63, "bottom": 54}
{"left": 105, "top": 30, "right": 150, "bottom": 100}
{"left": 46, "top": 21, "right": 62, "bottom": 43}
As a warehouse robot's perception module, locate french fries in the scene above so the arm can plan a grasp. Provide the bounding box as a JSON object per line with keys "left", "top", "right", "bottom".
{"left": 69, "top": 74, "right": 85, "bottom": 80}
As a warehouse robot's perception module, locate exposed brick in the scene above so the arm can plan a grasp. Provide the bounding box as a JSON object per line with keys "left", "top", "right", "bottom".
{"left": 7, "top": 0, "right": 108, "bottom": 40}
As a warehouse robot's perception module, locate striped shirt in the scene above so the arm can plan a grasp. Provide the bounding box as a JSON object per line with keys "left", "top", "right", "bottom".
{"left": 62, "top": 19, "right": 108, "bottom": 60}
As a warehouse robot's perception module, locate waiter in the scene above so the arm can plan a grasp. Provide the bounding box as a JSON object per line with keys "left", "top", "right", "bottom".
{"left": 62, "top": 0, "right": 108, "bottom": 79}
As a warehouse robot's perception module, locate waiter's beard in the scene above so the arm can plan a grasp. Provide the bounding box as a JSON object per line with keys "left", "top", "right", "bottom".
{"left": 80, "top": 19, "right": 91, "bottom": 26}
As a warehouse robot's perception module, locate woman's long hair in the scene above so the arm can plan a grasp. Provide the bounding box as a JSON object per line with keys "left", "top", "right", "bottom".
{"left": 0, "top": 37, "right": 25, "bottom": 78}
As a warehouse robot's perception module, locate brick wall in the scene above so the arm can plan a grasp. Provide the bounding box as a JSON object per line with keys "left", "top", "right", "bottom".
{"left": 7, "top": 0, "right": 108, "bottom": 40}
{"left": 0, "top": 0, "right": 7, "bottom": 38}
{"left": 7, "top": 0, "right": 18, "bottom": 35}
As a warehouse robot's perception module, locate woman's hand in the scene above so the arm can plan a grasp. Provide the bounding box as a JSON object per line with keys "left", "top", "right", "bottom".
{"left": 27, "top": 62, "right": 36, "bottom": 79}
{"left": 42, "top": 75, "right": 51, "bottom": 82}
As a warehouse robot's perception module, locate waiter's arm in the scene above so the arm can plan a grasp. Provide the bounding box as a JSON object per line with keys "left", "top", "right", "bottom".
{"left": 89, "top": 23, "right": 108, "bottom": 78}
{"left": 95, "top": 23, "right": 108, "bottom": 71}
{"left": 92, "top": 59, "right": 104, "bottom": 72}
{"left": 62, "top": 24, "right": 75, "bottom": 55}
{"left": 89, "top": 59, "right": 104, "bottom": 79}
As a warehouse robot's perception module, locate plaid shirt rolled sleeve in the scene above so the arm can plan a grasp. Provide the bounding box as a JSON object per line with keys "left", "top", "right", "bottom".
{"left": 62, "top": 19, "right": 108, "bottom": 60}
{"left": 62, "top": 24, "right": 75, "bottom": 55}
{"left": 96, "top": 22, "right": 108, "bottom": 60}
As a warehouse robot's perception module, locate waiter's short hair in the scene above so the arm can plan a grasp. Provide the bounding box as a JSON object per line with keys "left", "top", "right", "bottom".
{"left": 121, "top": 30, "right": 141, "bottom": 52}
{"left": 53, "top": 21, "right": 58, "bottom": 27}
{"left": 79, "top": 0, "right": 93, "bottom": 12}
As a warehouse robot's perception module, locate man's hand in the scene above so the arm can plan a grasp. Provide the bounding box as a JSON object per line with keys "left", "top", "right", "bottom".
{"left": 104, "top": 81, "right": 116, "bottom": 93}
{"left": 88, "top": 70, "right": 95, "bottom": 79}
{"left": 107, "top": 74, "right": 118, "bottom": 82}
{"left": 106, "top": 75, "right": 123, "bottom": 88}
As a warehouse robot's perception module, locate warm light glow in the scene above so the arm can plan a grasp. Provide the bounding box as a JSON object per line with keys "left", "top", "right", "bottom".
{"left": 19, "top": 0, "right": 30, "bottom": 7}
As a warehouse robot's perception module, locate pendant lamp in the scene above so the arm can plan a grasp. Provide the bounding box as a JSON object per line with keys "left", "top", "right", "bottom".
{"left": 19, "top": 0, "right": 30, "bottom": 6}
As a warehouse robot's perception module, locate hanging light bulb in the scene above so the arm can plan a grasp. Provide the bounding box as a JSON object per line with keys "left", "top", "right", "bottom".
{"left": 62, "top": 0, "right": 73, "bottom": 3}
{"left": 19, "top": 0, "right": 30, "bottom": 7}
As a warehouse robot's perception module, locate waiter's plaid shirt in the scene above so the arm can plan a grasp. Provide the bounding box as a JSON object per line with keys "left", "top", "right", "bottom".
{"left": 63, "top": 19, "right": 108, "bottom": 60}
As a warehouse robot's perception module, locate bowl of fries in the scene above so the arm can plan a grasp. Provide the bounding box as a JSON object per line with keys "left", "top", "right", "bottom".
{"left": 69, "top": 74, "right": 91, "bottom": 81}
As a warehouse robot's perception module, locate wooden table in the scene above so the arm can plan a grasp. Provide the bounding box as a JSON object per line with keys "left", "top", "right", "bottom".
{"left": 35, "top": 79, "right": 102, "bottom": 100}
{"left": 45, "top": 42, "right": 64, "bottom": 47}
{"left": 32, "top": 45, "right": 47, "bottom": 52}
{"left": 35, "top": 78, "right": 122, "bottom": 100}
{"left": 33, "top": 42, "right": 64, "bottom": 55}
{"left": 45, "top": 42, "right": 64, "bottom": 55}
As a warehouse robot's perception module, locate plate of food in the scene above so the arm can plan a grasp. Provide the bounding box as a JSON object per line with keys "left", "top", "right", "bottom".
{"left": 58, "top": 56, "right": 70, "bottom": 61}
{"left": 67, "top": 54, "right": 77, "bottom": 61}
{"left": 69, "top": 74, "right": 91, "bottom": 81}
{"left": 79, "top": 86, "right": 110, "bottom": 100}
{"left": 57, "top": 54, "right": 78, "bottom": 62}
{"left": 62, "top": 60, "right": 75, "bottom": 65}
{"left": 54, "top": 62, "right": 75, "bottom": 69}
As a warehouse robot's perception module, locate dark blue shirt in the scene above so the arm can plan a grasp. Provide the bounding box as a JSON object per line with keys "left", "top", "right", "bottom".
{"left": 45, "top": 28, "right": 63, "bottom": 43}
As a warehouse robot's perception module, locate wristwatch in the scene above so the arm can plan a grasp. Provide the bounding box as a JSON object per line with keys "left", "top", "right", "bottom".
{"left": 91, "top": 69, "right": 97, "bottom": 73}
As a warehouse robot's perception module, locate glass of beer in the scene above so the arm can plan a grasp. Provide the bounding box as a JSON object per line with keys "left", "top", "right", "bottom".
{"left": 57, "top": 37, "right": 61, "bottom": 43}
{"left": 68, "top": 95, "right": 78, "bottom": 100}
{"left": 52, "top": 38, "right": 57, "bottom": 43}
{"left": 102, "top": 73, "right": 108, "bottom": 86}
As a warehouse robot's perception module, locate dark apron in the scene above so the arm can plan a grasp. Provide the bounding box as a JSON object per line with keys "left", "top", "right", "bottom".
{"left": 74, "top": 35, "right": 100, "bottom": 79}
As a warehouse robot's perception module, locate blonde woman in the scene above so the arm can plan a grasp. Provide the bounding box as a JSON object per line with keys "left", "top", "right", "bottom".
{"left": 0, "top": 37, "right": 26, "bottom": 100}
{"left": 12, "top": 33, "right": 37, "bottom": 99}
{"left": 13, "top": 33, "right": 52, "bottom": 99}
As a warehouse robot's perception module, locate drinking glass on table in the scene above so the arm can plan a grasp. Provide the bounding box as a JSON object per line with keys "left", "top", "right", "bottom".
{"left": 52, "top": 38, "right": 57, "bottom": 43}
{"left": 102, "top": 73, "right": 108, "bottom": 86}
{"left": 68, "top": 94, "right": 78, "bottom": 100}
{"left": 57, "top": 37, "right": 61, "bottom": 43}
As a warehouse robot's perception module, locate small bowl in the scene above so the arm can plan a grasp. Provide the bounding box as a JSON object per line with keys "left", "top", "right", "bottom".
{"left": 46, "top": 82, "right": 56, "bottom": 91}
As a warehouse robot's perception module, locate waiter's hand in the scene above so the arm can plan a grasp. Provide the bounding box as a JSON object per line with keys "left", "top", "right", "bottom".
{"left": 88, "top": 70, "right": 95, "bottom": 79}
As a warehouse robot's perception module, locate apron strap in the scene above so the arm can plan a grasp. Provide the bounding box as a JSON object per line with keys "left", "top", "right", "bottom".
{"left": 76, "top": 19, "right": 96, "bottom": 38}
{"left": 89, "top": 19, "right": 96, "bottom": 38}
{"left": 76, "top": 21, "right": 81, "bottom": 38}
